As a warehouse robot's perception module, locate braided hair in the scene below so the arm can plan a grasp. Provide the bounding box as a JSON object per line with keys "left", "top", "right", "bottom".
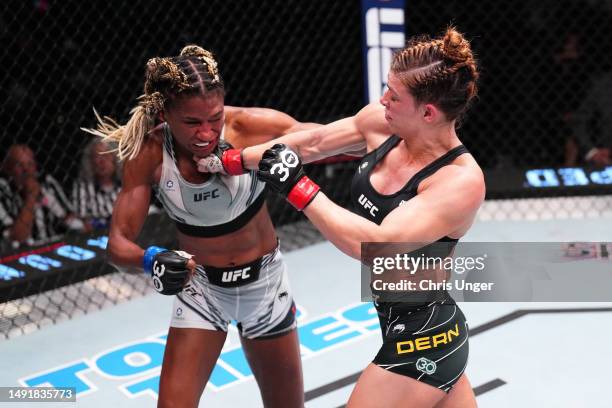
{"left": 391, "top": 26, "right": 479, "bottom": 123}
{"left": 84, "top": 45, "right": 224, "bottom": 161}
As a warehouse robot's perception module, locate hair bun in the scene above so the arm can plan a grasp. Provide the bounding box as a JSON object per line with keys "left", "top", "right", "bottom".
{"left": 442, "top": 27, "right": 472, "bottom": 64}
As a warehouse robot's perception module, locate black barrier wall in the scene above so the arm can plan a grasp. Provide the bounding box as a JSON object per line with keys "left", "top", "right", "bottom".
{"left": 2, "top": 1, "right": 612, "bottom": 194}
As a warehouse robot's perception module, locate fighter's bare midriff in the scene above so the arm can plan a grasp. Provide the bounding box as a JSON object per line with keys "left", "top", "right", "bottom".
{"left": 146, "top": 121, "right": 280, "bottom": 268}
{"left": 176, "top": 204, "right": 278, "bottom": 267}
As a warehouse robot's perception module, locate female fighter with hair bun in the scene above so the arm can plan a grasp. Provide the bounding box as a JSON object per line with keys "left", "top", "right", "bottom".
{"left": 199, "top": 27, "right": 483, "bottom": 407}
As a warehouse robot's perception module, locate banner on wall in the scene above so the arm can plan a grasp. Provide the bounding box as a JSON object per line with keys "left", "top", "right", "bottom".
{"left": 361, "top": 0, "right": 406, "bottom": 104}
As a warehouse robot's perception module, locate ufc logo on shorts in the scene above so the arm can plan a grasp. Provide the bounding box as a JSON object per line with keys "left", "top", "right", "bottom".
{"left": 358, "top": 194, "right": 379, "bottom": 217}
{"left": 222, "top": 266, "right": 252, "bottom": 283}
{"left": 270, "top": 150, "right": 299, "bottom": 182}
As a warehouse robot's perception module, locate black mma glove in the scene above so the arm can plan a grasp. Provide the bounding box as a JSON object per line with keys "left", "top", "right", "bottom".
{"left": 194, "top": 140, "right": 245, "bottom": 175}
{"left": 257, "top": 144, "right": 320, "bottom": 210}
{"left": 143, "top": 246, "right": 193, "bottom": 295}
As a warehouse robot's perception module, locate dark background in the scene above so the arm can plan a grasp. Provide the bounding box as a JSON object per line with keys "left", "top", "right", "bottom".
{"left": 1, "top": 0, "right": 611, "bottom": 338}
{"left": 1, "top": 0, "right": 611, "bottom": 185}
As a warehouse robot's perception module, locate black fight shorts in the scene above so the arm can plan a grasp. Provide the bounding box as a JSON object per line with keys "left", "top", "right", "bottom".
{"left": 373, "top": 303, "right": 469, "bottom": 392}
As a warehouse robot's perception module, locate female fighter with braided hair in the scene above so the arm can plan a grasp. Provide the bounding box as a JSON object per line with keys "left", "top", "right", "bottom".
{"left": 198, "top": 27, "right": 483, "bottom": 407}
{"left": 85, "top": 45, "right": 314, "bottom": 408}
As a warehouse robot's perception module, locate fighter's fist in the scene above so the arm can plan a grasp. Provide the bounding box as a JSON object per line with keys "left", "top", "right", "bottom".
{"left": 143, "top": 246, "right": 194, "bottom": 295}
{"left": 257, "top": 144, "right": 320, "bottom": 210}
{"left": 194, "top": 140, "right": 245, "bottom": 175}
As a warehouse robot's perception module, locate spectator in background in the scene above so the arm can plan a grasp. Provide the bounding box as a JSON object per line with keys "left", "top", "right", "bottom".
{"left": 551, "top": 31, "right": 587, "bottom": 166}
{"left": 570, "top": 71, "right": 612, "bottom": 167}
{"left": 541, "top": 0, "right": 612, "bottom": 166}
{"left": 71, "top": 139, "right": 122, "bottom": 232}
{"left": 72, "top": 138, "right": 164, "bottom": 233}
{"left": 0, "top": 144, "right": 83, "bottom": 248}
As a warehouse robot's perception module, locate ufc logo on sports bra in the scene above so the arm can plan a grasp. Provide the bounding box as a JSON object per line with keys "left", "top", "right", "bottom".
{"left": 358, "top": 194, "right": 379, "bottom": 217}
{"left": 221, "top": 267, "right": 252, "bottom": 283}
{"left": 194, "top": 189, "right": 220, "bottom": 202}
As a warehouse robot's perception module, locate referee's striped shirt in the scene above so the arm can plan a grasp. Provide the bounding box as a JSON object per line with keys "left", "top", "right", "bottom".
{"left": 0, "top": 174, "right": 73, "bottom": 247}
{"left": 71, "top": 180, "right": 120, "bottom": 221}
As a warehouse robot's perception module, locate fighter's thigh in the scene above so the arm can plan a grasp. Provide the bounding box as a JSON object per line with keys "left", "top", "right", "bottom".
{"left": 433, "top": 374, "right": 477, "bottom": 408}
{"left": 347, "top": 363, "right": 446, "bottom": 408}
{"left": 240, "top": 329, "right": 303, "bottom": 408}
{"left": 158, "top": 327, "right": 227, "bottom": 408}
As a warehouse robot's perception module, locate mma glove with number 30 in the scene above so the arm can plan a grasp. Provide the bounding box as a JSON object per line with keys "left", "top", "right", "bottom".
{"left": 143, "top": 246, "right": 193, "bottom": 295}
{"left": 257, "top": 144, "right": 320, "bottom": 210}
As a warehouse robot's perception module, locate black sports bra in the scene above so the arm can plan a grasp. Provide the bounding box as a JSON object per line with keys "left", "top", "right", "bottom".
{"left": 350, "top": 135, "right": 469, "bottom": 243}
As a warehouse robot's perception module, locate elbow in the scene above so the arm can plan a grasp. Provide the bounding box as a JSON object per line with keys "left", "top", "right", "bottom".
{"left": 106, "top": 240, "right": 124, "bottom": 266}
{"left": 343, "top": 229, "right": 384, "bottom": 260}
{"left": 349, "top": 246, "right": 362, "bottom": 261}
{"left": 107, "top": 247, "right": 120, "bottom": 265}
{"left": 9, "top": 226, "right": 29, "bottom": 243}
{"left": 342, "top": 240, "right": 363, "bottom": 261}
{"left": 327, "top": 237, "right": 362, "bottom": 261}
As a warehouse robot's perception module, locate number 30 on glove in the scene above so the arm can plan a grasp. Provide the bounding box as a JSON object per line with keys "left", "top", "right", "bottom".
{"left": 143, "top": 246, "right": 193, "bottom": 295}
{"left": 257, "top": 144, "right": 320, "bottom": 211}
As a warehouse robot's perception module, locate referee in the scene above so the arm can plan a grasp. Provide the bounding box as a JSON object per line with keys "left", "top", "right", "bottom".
{"left": 0, "top": 144, "right": 81, "bottom": 248}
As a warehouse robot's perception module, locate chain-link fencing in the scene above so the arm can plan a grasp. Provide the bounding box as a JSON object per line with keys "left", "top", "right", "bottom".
{"left": 1, "top": 0, "right": 611, "bottom": 338}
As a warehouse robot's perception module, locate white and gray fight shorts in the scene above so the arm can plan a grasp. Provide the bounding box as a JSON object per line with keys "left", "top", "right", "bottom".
{"left": 170, "top": 245, "right": 296, "bottom": 339}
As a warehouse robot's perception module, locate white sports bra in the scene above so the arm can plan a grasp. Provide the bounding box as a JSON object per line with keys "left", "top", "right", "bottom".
{"left": 155, "top": 123, "right": 266, "bottom": 237}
